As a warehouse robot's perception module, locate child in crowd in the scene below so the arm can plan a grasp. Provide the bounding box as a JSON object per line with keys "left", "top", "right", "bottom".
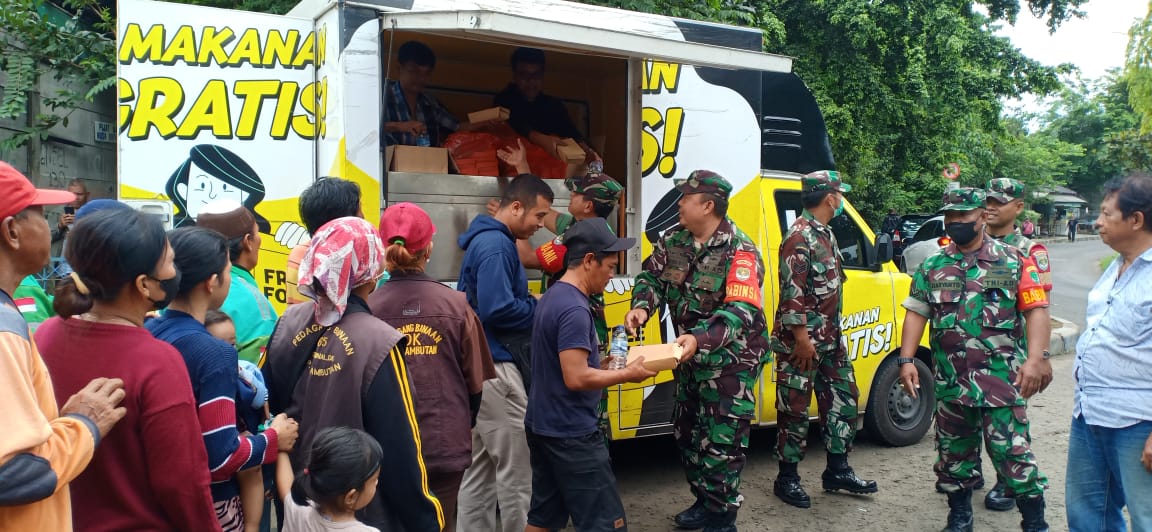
{"left": 277, "top": 427, "right": 383, "bottom": 532}
{"left": 206, "top": 309, "right": 271, "bottom": 532}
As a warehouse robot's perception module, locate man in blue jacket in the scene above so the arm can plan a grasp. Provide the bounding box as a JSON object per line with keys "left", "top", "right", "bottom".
{"left": 456, "top": 174, "right": 554, "bottom": 532}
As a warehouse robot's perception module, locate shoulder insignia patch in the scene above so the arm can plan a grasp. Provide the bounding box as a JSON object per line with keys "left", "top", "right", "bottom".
{"left": 724, "top": 250, "right": 761, "bottom": 308}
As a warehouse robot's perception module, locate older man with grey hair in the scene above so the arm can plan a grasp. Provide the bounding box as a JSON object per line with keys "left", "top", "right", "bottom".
{"left": 1066, "top": 174, "right": 1152, "bottom": 531}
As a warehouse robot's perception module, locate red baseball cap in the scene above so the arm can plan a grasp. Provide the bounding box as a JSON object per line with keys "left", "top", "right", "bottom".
{"left": 0, "top": 161, "right": 75, "bottom": 220}
{"left": 379, "top": 202, "right": 436, "bottom": 254}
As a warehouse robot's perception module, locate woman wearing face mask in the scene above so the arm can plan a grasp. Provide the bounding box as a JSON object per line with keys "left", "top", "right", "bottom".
{"left": 35, "top": 209, "right": 222, "bottom": 532}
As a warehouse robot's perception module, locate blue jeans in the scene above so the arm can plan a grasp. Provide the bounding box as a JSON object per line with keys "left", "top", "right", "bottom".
{"left": 1066, "top": 415, "right": 1152, "bottom": 532}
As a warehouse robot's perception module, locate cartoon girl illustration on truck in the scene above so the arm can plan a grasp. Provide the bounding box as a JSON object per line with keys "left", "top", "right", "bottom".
{"left": 166, "top": 144, "right": 272, "bottom": 232}
{"left": 165, "top": 144, "right": 310, "bottom": 247}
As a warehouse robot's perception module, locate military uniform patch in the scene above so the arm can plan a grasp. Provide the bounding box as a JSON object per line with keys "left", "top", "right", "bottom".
{"left": 724, "top": 250, "right": 761, "bottom": 307}
{"left": 1034, "top": 251, "right": 1049, "bottom": 272}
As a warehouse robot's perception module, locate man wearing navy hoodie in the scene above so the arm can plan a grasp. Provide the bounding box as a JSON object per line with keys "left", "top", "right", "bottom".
{"left": 456, "top": 174, "right": 555, "bottom": 532}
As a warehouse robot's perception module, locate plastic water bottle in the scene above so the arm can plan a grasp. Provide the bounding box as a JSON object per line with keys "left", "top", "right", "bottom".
{"left": 608, "top": 325, "right": 628, "bottom": 370}
{"left": 416, "top": 133, "right": 431, "bottom": 147}
{"left": 588, "top": 159, "right": 604, "bottom": 175}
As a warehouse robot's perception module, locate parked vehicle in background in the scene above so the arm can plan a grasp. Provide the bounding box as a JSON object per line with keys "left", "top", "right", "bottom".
{"left": 899, "top": 215, "right": 948, "bottom": 273}
{"left": 892, "top": 214, "right": 932, "bottom": 270}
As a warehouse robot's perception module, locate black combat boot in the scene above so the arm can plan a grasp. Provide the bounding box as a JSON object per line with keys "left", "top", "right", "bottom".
{"left": 822, "top": 453, "right": 878, "bottom": 494}
{"left": 984, "top": 478, "right": 1016, "bottom": 511}
{"left": 941, "top": 489, "right": 974, "bottom": 532}
{"left": 674, "top": 498, "right": 708, "bottom": 529}
{"left": 1017, "top": 494, "right": 1050, "bottom": 532}
{"left": 773, "top": 461, "right": 810, "bottom": 508}
{"left": 701, "top": 509, "right": 737, "bottom": 532}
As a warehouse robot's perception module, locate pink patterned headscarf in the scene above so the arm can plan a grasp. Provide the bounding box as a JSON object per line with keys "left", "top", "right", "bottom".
{"left": 298, "top": 217, "right": 385, "bottom": 326}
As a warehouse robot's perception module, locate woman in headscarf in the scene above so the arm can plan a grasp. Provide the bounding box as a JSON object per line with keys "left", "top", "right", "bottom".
{"left": 262, "top": 217, "right": 444, "bottom": 532}
{"left": 368, "top": 203, "right": 495, "bottom": 531}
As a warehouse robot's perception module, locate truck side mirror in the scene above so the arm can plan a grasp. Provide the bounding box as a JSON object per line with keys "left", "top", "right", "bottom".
{"left": 874, "top": 233, "right": 894, "bottom": 265}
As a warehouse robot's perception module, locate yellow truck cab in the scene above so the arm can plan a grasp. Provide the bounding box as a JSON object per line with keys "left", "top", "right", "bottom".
{"left": 603, "top": 171, "right": 934, "bottom": 446}
{"left": 115, "top": 0, "right": 933, "bottom": 445}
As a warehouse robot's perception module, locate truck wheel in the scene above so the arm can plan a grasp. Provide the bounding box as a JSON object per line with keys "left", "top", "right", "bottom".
{"left": 863, "top": 354, "right": 934, "bottom": 447}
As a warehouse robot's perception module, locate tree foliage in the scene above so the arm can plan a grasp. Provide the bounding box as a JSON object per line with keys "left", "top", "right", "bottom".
{"left": 1124, "top": 1, "right": 1152, "bottom": 133}
{"left": 0, "top": 0, "right": 115, "bottom": 149}
{"left": 582, "top": 0, "right": 1085, "bottom": 223}
{"left": 1040, "top": 73, "right": 1152, "bottom": 201}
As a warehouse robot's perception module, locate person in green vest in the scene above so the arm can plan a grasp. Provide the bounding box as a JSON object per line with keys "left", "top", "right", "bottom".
{"left": 195, "top": 199, "right": 278, "bottom": 366}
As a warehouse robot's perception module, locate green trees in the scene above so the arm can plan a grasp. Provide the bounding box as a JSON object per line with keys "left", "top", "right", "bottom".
{"left": 1125, "top": 1, "right": 1152, "bottom": 133}
{"left": 750, "top": 0, "right": 1080, "bottom": 223}
{"left": 0, "top": 0, "right": 115, "bottom": 149}
{"left": 1041, "top": 74, "right": 1151, "bottom": 203}
{"left": 578, "top": 1, "right": 1088, "bottom": 223}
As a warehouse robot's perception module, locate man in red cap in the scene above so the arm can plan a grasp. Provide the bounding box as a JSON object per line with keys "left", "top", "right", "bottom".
{"left": 0, "top": 161, "right": 128, "bottom": 531}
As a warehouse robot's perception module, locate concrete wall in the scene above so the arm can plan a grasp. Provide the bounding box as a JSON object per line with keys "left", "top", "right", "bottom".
{"left": 0, "top": 69, "right": 117, "bottom": 198}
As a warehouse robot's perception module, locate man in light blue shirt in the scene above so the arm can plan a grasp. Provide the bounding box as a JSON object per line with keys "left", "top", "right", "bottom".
{"left": 1068, "top": 174, "right": 1152, "bottom": 532}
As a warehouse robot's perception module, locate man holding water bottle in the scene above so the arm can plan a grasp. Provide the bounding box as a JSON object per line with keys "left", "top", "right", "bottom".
{"left": 525, "top": 218, "right": 653, "bottom": 532}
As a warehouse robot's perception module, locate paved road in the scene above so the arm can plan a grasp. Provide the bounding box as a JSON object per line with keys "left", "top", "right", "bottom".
{"left": 1043, "top": 239, "right": 1115, "bottom": 330}
{"left": 607, "top": 239, "right": 1109, "bottom": 531}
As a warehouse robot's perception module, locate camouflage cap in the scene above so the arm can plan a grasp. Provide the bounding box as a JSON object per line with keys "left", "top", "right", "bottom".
{"left": 939, "top": 187, "right": 987, "bottom": 213}
{"left": 986, "top": 178, "right": 1025, "bottom": 202}
{"left": 801, "top": 170, "right": 852, "bottom": 193}
{"left": 565, "top": 172, "right": 623, "bottom": 204}
{"left": 674, "top": 170, "right": 732, "bottom": 200}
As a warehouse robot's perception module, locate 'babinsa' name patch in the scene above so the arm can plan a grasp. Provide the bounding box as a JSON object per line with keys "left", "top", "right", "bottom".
{"left": 724, "top": 250, "right": 761, "bottom": 308}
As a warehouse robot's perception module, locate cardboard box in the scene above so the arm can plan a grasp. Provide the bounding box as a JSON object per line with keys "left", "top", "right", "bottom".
{"left": 626, "top": 343, "right": 684, "bottom": 372}
{"left": 386, "top": 145, "right": 449, "bottom": 174}
{"left": 468, "top": 106, "right": 510, "bottom": 124}
{"left": 555, "top": 138, "right": 586, "bottom": 163}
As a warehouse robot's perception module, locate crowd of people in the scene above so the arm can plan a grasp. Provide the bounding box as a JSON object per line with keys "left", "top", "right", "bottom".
{"left": 2, "top": 153, "right": 1150, "bottom": 532}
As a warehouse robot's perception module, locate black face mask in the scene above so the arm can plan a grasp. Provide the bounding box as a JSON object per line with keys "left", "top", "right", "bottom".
{"left": 148, "top": 271, "right": 182, "bottom": 310}
{"left": 944, "top": 221, "right": 980, "bottom": 246}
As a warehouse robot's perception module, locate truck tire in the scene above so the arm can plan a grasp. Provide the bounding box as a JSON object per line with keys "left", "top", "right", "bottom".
{"left": 863, "top": 354, "right": 934, "bottom": 447}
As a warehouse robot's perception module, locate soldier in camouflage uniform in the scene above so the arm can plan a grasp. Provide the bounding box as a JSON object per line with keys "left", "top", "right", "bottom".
{"left": 536, "top": 171, "right": 624, "bottom": 344}
{"left": 898, "top": 188, "right": 1054, "bottom": 532}
{"left": 986, "top": 178, "right": 1053, "bottom": 292}
{"left": 625, "top": 170, "right": 769, "bottom": 532}
{"left": 977, "top": 177, "right": 1054, "bottom": 511}
{"left": 770, "top": 171, "right": 877, "bottom": 509}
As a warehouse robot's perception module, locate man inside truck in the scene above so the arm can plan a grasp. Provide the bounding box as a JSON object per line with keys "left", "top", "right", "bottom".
{"left": 495, "top": 47, "right": 601, "bottom": 164}
{"left": 383, "top": 41, "right": 492, "bottom": 147}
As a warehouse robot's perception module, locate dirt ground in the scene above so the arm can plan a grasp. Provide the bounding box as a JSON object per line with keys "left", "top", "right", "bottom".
{"left": 610, "top": 354, "right": 1076, "bottom": 531}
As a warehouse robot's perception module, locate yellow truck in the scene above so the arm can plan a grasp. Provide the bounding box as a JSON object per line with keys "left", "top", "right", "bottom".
{"left": 602, "top": 171, "right": 934, "bottom": 445}
{"left": 115, "top": 0, "right": 933, "bottom": 445}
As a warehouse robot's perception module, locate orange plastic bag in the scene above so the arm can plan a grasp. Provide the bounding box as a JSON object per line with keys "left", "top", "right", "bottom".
{"left": 485, "top": 123, "right": 569, "bottom": 179}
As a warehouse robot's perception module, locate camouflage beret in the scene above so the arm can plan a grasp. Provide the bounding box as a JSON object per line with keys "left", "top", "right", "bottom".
{"left": 674, "top": 170, "right": 732, "bottom": 200}
{"left": 802, "top": 170, "right": 852, "bottom": 193}
{"left": 986, "top": 178, "right": 1025, "bottom": 203}
{"left": 565, "top": 172, "right": 623, "bottom": 204}
{"left": 939, "top": 187, "right": 987, "bottom": 213}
